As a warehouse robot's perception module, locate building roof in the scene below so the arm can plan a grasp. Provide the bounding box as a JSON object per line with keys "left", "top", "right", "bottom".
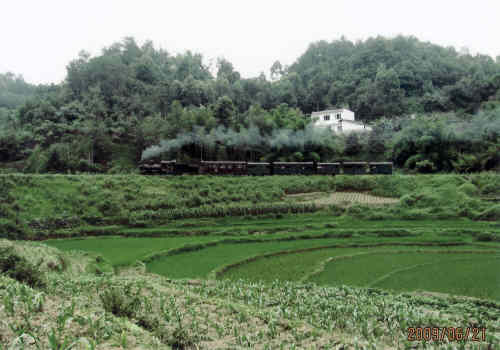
{"left": 311, "top": 108, "right": 352, "bottom": 115}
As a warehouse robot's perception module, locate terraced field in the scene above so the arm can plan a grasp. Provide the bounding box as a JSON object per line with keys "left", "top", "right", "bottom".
{"left": 3, "top": 173, "right": 500, "bottom": 348}
{"left": 287, "top": 191, "right": 400, "bottom": 206}
{"left": 46, "top": 235, "right": 223, "bottom": 266}
{"left": 44, "top": 211, "right": 500, "bottom": 301}
{"left": 219, "top": 245, "right": 496, "bottom": 281}
{"left": 3, "top": 239, "right": 500, "bottom": 349}
{"left": 309, "top": 251, "right": 500, "bottom": 300}
{"left": 219, "top": 246, "right": 500, "bottom": 300}
{"left": 146, "top": 237, "right": 351, "bottom": 279}
{"left": 374, "top": 256, "right": 500, "bottom": 300}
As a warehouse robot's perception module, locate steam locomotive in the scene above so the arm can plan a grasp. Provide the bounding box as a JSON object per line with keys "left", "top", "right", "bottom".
{"left": 139, "top": 160, "right": 393, "bottom": 175}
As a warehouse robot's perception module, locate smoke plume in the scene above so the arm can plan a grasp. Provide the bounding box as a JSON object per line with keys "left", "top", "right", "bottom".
{"left": 141, "top": 125, "right": 336, "bottom": 160}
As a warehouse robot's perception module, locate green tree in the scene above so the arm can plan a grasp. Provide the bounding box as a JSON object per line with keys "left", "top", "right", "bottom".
{"left": 213, "top": 96, "right": 236, "bottom": 127}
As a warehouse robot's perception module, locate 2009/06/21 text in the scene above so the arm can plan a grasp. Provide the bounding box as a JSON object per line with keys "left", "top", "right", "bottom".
{"left": 407, "top": 327, "right": 486, "bottom": 342}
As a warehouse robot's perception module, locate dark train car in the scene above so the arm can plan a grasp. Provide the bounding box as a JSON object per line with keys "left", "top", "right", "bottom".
{"left": 173, "top": 162, "right": 199, "bottom": 175}
{"left": 159, "top": 160, "right": 177, "bottom": 174}
{"left": 140, "top": 159, "right": 393, "bottom": 176}
{"left": 247, "top": 162, "right": 272, "bottom": 176}
{"left": 139, "top": 162, "right": 163, "bottom": 175}
{"left": 342, "top": 162, "right": 368, "bottom": 175}
{"left": 369, "top": 162, "right": 393, "bottom": 175}
{"left": 317, "top": 162, "right": 341, "bottom": 175}
{"left": 273, "top": 162, "right": 315, "bottom": 175}
{"left": 199, "top": 161, "right": 247, "bottom": 175}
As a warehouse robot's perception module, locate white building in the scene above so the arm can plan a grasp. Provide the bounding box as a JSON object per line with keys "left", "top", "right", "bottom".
{"left": 311, "top": 108, "right": 371, "bottom": 133}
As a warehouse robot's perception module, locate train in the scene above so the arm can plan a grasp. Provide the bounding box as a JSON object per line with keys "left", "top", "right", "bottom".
{"left": 139, "top": 160, "right": 393, "bottom": 175}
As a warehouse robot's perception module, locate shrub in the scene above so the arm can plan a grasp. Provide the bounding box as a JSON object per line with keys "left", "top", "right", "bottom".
{"left": 328, "top": 205, "right": 345, "bottom": 216}
{"left": 415, "top": 159, "right": 437, "bottom": 173}
{"left": 77, "top": 159, "right": 103, "bottom": 173}
{"left": 335, "top": 232, "right": 353, "bottom": 238}
{"left": 345, "top": 204, "right": 366, "bottom": 217}
{"left": 0, "top": 246, "right": 46, "bottom": 288}
{"left": 0, "top": 218, "right": 32, "bottom": 240}
{"left": 400, "top": 208, "right": 433, "bottom": 220}
{"left": 476, "top": 233, "right": 494, "bottom": 242}
{"left": 167, "top": 326, "right": 196, "bottom": 349}
{"left": 376, "top": 230, "right": 413, "bottom": 237}
{"left": 186, "top": 195, "right": 203, "bottom": 207}
{"left": 97, "top": 199, "right": 120, "bottom": 216}
{"left": 365, "top": 211, "right": 395, "bottom": 220}
{"left": 481, "top": 183, "right": 498, "bottom": 195}
{"left": 23, "top": 145, "right": 48, "bottom": 173}
{"left": 100, "top": 285, "right": 142, "bottom": 318}
{"left": 458, "top": 183, "right": 479, "bottom": 196}
{"left": 476, "top": 204, "right": 500, "bottom": 221}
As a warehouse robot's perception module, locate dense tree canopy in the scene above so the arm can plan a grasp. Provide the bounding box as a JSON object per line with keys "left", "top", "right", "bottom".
{"left": 0, "top": 73, "right": 37, "bottom": 110}
{"left": 0, "top": 35, "right": 499, "bottom": 173}
{"left": 285, "top": 36, "right": 500, "bottom": 118}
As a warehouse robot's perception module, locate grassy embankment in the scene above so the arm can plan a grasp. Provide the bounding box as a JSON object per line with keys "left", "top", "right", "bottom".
{"left": 1, "top": 173, "right": 499, "bottom": 240}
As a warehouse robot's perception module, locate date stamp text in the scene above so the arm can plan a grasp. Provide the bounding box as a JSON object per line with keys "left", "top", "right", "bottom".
{"left": 407, "top": 327, "right": 486, "bottom": 342}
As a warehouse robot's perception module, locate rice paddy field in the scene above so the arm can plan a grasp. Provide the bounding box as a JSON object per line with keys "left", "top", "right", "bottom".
{"left": 45, "top": 215, "right": 500, "bottom": 302}
{"left": 1, "top": 173, "right": 500, "bottom": 348}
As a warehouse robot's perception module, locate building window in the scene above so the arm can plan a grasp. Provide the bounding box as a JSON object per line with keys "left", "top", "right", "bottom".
{"left": 323, "top": 115, "right": 330, "bottom": 121}
{"left": 336, "top": 113, "right": 341, "bottom": 120}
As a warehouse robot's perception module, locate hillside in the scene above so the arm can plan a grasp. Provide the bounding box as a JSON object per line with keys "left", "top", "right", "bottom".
{"left": 1, "top": 174, "right": 500, "bottom": 348}
{"left": 287, "top": 36, "right": 500, "bottom": 117}
{"left": 0, "top": 35, "right": 499, "bottom": 172}
{"left": 1, "top": 239, "right": 499, "bottom": 349}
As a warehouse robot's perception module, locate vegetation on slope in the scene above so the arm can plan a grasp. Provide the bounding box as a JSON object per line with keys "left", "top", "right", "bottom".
{"left": 1, "top": 239, "right": 499, "bottom": 349}
{"left": 0, "top": 173, "right": 499, "bottom": 347}
{"left": 1, "top": 173, "right": 498, "bottom": 241}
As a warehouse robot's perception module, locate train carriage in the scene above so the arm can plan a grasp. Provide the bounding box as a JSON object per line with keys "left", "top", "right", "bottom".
{"left": 342, "top": 162, "right": 368, "bottom": 175}
{"left": 273, "top": 162, "right": 315, "bottom": 175}
{"left": 247, "top": 162, "right": 272, "bottom": 176}
{"left": 317, "top": 162, "right": 341, "bottom": 175}
{"left": 199, "top": 161, "right": 247, "bottom": 175}
{"left": 140, "top": 159, "right": 393, "bottom": 176}
{"left": 139, "top": 162, "right": 163, "bottom": 175}
{"left": 159, "top": 160, "right": 177, "bottom": 175}
{"left": 369, "top": 162, "right": 393, "bottom": 175}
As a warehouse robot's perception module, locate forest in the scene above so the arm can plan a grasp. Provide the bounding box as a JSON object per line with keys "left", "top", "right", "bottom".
{"left": 0, "top": 35, "right": 499, "bottom": 173}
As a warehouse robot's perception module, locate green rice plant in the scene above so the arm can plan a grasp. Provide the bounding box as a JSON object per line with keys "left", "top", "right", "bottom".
{"left": 147, "top": 238, "right": 359, "bottom": 279}
{"left": 375, "top": 257, "right": 500, "bottom": 300}
{"left": 309, "top": 251, "right": 500, "bottom": 300}
{"left": 46, "top": 236, "right": 220, "bottom": 266}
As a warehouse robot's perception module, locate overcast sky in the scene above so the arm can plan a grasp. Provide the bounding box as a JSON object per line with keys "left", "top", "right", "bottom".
{"left": 2, "top": 0, "right": 500, "bottom": 85}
